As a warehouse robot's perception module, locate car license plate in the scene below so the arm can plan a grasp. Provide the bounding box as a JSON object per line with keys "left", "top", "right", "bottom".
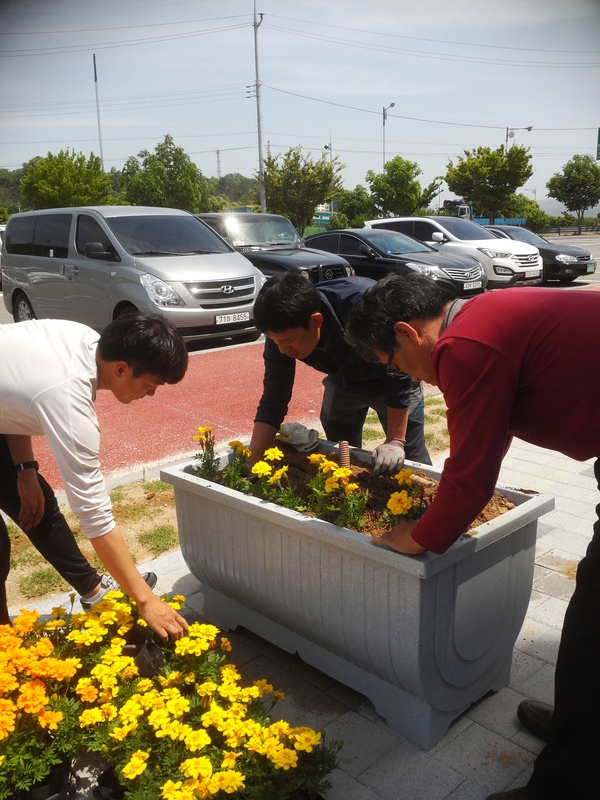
{"left": 587, "top": 263, "right": 596, "bottom": 273}
{"left": 525, "top": 270, "right": 540, "bottom": 278}
{"left": 464, "top": 281, "right": 482, "bottom": 290}
{"left": 215, "top": 312, "right": 250, "bottom": 325}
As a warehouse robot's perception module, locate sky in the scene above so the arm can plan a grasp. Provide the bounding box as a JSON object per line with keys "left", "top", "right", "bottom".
{"left": 0, "top": 0, "right": 599, "bottom": 211}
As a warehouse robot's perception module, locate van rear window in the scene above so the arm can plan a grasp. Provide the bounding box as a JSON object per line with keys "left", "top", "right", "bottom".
{"left": 6, "top": 214, "right": 71, "bottom": 258}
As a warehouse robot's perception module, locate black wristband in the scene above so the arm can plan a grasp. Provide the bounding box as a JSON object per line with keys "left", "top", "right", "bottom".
{"left": 15, "top": 461, "right": 39, "bottom": 473}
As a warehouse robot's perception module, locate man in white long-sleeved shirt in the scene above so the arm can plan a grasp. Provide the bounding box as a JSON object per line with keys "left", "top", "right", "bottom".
{"left": 0, "top": 313, "right": 189, "bottom": 640}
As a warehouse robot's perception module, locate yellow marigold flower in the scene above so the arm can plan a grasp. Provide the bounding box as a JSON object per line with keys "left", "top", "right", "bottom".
{"left": 50, "top": 605, "right": 66, "bottom": 619}
{"left": 228, "top": 439, "right": 244, "bottom": 450}
{"left": 318, "top": 459, "right": 339, "bottom": 474}
{"left": 220, "top": 664, "right": 241, "bottom": 682}
{"left": 76, "top": 678, "right": 99, "bottom": 703}
{"left": 268, "top": 465, "right": 288, "bottom": 483}
{"left": 290, "top": 726, "right": 322, "bottom": 752}
{"left": 387, "top": 490, "right": 413, "bottom": 516}
{"left": 0, "top": 699, "right": 17, "bottom": 740}
{"left": 12, "top": 609, "right": 40, "bottom": 635}
{"left": 17, "top": 678, "right": 48, "bottom": 714}
{"left": 269, "top": 748, "right": 298, "bottom": 770}
{"left": 37, "top": 709, "right": 63, "bottom": 730}
{"left": 251, "top": 460, "right": 272, "bottom": 478}
{"left": 345, "top": 482, "right": 359, "bottom": 494}
{"left": 221, "top": 752, "right": 239, "bottom": 769}
{"left": 394, "top": 468, "right": 414, "bottom": 485}
{"left": 333, "top": 467, "right": 353, "bottom": 483}
{"left": 0, "top": 673, "right": 19, "bottom": 694}
{"left": 183, "top": 728, "right": 212, "bottom": 752}
{"left": 220, "top": 637, "right": 232, "bottom": 652}
{"left": 110, "top": 723, "right": 137, "bottom": 741}
{"left": 160, "top": 780, "right": 183, "bottom": 800}
{"left": 273, "top": 690, "right": 286, "bottom": 701}
{"left": 207, "top": 771, "right": 245, "bottom": 794}
{"left": 122, "top": 750, "right": 149, "bottom": 780}
{"left": 165, "top": 692, "right": 190, "bottom": 718}
{"left": 324, "top": 476, "right": 339, "bottom": 493}
{"left": 253, "top": 678, "right": 273, "bottom": 696}
{"left": 136, "top": 678, "right": 154, "bottom": 693}
{"left": 100, "top": 703, "right": 117, "bottom": 721}
{"left": 269, "top": 720, "right": 291, "bottom": 737}
{"left": 180, "top": 756, "right": 213, "bottom": 780}
{"left": 173, "top": 594, "right": 186, "bottom": 604}
{"left": 148, "top": 708, "right": 171, "bottom": 730}
{"left": 307, "top": 453, "right": 326, "bottom": 464}
{"left": 196, "top": 680, "right": 218, "bottom": 698}
{"left": 79, "top": 707, "right": 104, "bottom": 727}
{"left": 263, "top": 446, "right": 284, "bottom": 462}
{"left": 159, "top": 671, "right": 183, "bottom": 688}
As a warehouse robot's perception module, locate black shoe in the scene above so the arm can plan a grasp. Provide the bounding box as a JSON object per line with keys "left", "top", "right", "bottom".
{"left": 486, "top": 789, "right": 529, "bottom": 800}
{"left": 517, "top": 698, "right": 554, "bottom": 742}
{"left": 81, "top": 571, "right": 158, "bottom": 610}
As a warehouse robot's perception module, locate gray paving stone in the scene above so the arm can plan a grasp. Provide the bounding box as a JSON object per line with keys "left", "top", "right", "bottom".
{"left": 465, "top": 687, "right": 526, "bottom": 739}
{"left": 515, "top": 619, "right": 561, "bottom": 664}
{"left": 534, "top": 529, "right": 591, "bottom": 558}
{"left": 508, "top": 649, "right": 547, "bottom": 691}
{"left": 535, "top": 548, "right": 580, "bottom": 578}
{"left": 517, "top": 662, "right": 556, "bottom": 706}
{"left": 323, "top": 711, "right": 403, "bottom": 777}
{"left": 533, "top": 570, "right": 575, "bottom": 601}
{"left": 326, "top": 769, "right": 383, "bottom": 800}
{"left": 526, "top": 595, "right": 569, "bottom": 630}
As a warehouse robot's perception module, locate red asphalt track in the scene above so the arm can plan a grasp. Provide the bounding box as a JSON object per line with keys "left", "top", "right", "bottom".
{"left": 35, "top": 341, "right": 326, "bottom": 492}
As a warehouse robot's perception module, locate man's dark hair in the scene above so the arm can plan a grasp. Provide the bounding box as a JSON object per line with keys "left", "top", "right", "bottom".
{"left": 253, "top": 273, "right": 321, "bottom": 333}
{"left": 346, "top": 273, "right": 456, "bottom": 360}
{"left": 98, "top": 313, "right": 188, "bottom": 383}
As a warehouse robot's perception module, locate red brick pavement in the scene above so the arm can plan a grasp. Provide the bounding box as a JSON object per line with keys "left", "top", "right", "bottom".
{"left": 34, "top": 342, "right": 326, "bottom": 492}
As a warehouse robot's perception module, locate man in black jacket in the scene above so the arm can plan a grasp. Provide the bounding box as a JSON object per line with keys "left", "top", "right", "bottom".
{"left": 248, "top": 274, "right": 430, "bottom": 474}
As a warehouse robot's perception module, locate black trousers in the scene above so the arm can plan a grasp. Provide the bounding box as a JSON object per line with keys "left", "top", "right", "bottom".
{"left": 319, "top": 377, "right": 432, "bottom": 465}
{"left": 0, "top": 435, "right": 101, "bottom": 624}
{"left": 528, "top": 456, "right": 600, "bottom": 798}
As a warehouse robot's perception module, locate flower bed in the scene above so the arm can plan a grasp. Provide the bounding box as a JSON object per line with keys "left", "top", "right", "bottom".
{"left": 0, "top": 594, "right": 339, "bottom": 800}
{"left": 162, "top": 441, "right": 554, "bottom": 749}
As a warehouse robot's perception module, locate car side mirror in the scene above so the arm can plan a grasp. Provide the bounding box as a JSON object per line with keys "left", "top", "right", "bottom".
{"left": 358, "top": 243, "right": 376, "bottom": 257}
{"left": 431, "top": 232, "right": 445, "bottom": 243}
{"left": 85, "top": 241, "right": 114, "bottom": 260}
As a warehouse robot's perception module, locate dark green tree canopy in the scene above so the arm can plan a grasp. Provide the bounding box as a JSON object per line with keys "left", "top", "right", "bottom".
{"left": 19, "top": 150, "right": 113, "bottom": 209}
{"left": 546, "top": 155, "right": 600, "bottom": 233}
{"left": 262, "top": 146, "right": 343, "bottom": 234}
{"left": 120, "top": 134, "right": 210, "bottom": 213}
{"left": 336, "top": 184, "right": 375, "bottom": 227}
{"left": 365, "top": 157, "right": 424, "bottom": 217}
{"left": 445, "top": 145, "right": 533, "bottom": 224}
{"left": 216, "top": 173, "right": 259, "bottom": 206}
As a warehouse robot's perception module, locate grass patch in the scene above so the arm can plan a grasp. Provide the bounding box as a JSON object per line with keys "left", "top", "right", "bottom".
{"left": 10, "top": 547, "right": 45, "bottom": 571}
{"left": 109, "top": 486, "right": 127, "bottom": 503}
{"left": 19, "top": 568, "right": 69, "bottom": 599}
{"left": 114, "top": 503, "right": 161, "bottom": 523}
{"left": 362, "top": 426, "right": 384, "bottom": 441}
{"left": 138, "top": 525, "right": 179, "bottom": 557}
{"left": 143, "top": 479, "right": 172, "bottom": 494}
{"left": 425, "top": 431, "right": 450, "bottom": 451}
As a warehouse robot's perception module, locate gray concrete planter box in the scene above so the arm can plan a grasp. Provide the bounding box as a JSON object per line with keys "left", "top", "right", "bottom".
{"left": 161, "top": 449, "right": 554, "bottom": 749}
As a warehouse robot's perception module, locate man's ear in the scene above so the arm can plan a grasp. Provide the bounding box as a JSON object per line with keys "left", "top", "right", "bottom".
{"left": 393, "top": 320, "right": 420, "bottom": 344}
{"left": 113, "top": 361, "right": 131, "bottom": 378}
{"left": 310, "top": 311, "right": 324, "bottom": 331}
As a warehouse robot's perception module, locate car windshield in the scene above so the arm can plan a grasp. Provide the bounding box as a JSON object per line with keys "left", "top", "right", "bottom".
{"left": 436, "top": 217, "right": 497, "bottom": 241}
{"left": 105, "top": 214, "right": 230, "bottom": 256}
{"left": 223, "top": 216, "right": 302, "bottom": 247}
{"left": 497, "top": 227, "right": 545, "bottom": 246}
{"left": 360, "top": 229, "right": 430, "bottom": 254}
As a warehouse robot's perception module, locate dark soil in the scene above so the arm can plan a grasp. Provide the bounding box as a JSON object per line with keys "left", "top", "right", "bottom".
{"left": 271, "top": 443, "right": 515, "bottom": 538}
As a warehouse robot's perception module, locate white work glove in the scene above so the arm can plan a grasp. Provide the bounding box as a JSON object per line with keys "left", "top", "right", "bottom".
{"left": 372, "top": 438, "right": 406, "bottom": 477}
{"left": 275, "top": 422, "right": 320, "bottom": 453}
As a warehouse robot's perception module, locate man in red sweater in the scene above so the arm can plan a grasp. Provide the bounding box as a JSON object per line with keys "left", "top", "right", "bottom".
{"left": 345, "top": 272, "right": 600, "bottom": 800}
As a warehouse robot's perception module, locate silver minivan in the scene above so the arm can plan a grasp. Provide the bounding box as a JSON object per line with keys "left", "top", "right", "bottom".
{"left": 1, "top": 206, "right": 265, "bottom": 342}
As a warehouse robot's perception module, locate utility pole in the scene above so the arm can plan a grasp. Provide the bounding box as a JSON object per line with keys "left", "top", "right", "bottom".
{"left": 382, "top": 102, "right": 394, "bottom": 171}
{"left": 216, "top": 150, "right": 221, "bottom": 180}
{"left": 253, "top": 1, "right": 266, "bottom": 212}
{"left": 93, "top": 54, "right": 105, "bottom": 172}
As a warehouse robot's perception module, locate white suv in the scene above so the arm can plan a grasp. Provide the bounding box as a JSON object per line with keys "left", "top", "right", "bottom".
{"left": 364, "top": 216, "right": 543, "bottom": 289}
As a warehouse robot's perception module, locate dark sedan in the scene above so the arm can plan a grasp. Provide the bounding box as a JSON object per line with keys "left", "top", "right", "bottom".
{"left": 197, "top": 212, "right": 353, "bottom": 284}
{"left": 304, "top": 228, "right": 487, "bottom": 295}
{"left": 486, "top": 225, "right": 596, "bottom": 283}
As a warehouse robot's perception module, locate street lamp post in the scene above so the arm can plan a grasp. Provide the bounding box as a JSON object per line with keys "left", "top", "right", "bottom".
{"left": 505, "top": 125, "right": 533, "bottom": 148}
{"left": 382, "top": 102, "right": 395, "bottom": 171}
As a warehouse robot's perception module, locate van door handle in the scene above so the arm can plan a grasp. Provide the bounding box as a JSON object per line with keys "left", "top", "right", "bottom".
{"left": 70, "top": 266, "right": 79, "bottom": 276}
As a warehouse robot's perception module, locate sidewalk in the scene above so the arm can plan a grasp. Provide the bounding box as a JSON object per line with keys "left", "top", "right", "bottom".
{"left": 14, "top": 437, "right": 595, "bottom": 800}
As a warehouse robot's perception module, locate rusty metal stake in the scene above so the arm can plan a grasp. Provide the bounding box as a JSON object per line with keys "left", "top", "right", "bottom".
{"left": 339, "top": 440, "right": 350, "bottom": 467}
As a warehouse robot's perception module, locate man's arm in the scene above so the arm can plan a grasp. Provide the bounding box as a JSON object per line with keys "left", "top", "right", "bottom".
{"left": 91, "top": 525, "right": 188, "bottom": 640}
{"left": 372, "top": 406, "right": 409, "bottom": 477}
{"left": 5, "top": 434, "right": 45, "bottom": 531}
{"left": 248, "top": 421, "right": 278, "bottom": 466}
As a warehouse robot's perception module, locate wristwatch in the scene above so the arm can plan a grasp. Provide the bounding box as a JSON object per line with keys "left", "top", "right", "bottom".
{"left": 14, "top": 461, "right": 39, "bottom": 473}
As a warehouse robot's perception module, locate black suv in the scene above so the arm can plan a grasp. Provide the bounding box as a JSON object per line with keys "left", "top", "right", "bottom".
{"left": 486, "top": 225, "right": 596, "bottom": 283}
{"left": 196, "top": 213, "right": 353, "bottom": 284}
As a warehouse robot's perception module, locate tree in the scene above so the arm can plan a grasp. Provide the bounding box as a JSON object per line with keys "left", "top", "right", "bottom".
{"left": 262, "top": 146, "right": 343, "bottom": 234}
{"left": 365, "top": 157, "right": 426, "bottom": 217}
{"left": 216, "top": 173, "right": 259, "bottom": 206}
{"left": 20, "top": 150, "right": 113, "bottom": 209}
{"left": 445, "top": 145, "right": 533, "bottom": 224}
{"left": 120, "top": 134, "right": 210, "bottom": 212}
{"left": 546, "top": 155, "right": 600, "bottom": 233}
{"left": 336, "top": 184, "right": 375, "bottom": 227}
{"left": 500, "top": 193, "right": 550, "bottom": 232}
{"left": 0, "top": 166, "right": 30, "bottom": 214}
{"left": 418, "top": 178, "right": 443, "bottom": 212}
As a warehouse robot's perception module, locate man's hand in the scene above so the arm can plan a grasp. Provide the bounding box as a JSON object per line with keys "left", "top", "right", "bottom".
{"left": 16, "top": 470, "right": 45, "bottom": 531}
{"left": 371, "top": 518, "right": 426, "bottom": 554}
{"left": 135, "top": 594, "right": 188, "bottom": 642}
{"left": 372, "top": 438, "right": 406, "bottom": 477}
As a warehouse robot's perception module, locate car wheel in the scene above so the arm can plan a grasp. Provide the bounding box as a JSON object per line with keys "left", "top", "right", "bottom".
{"left": 113, "top": 303, "right": 139, "bottom": 319}
{"left": 13, "top": 292, "right": 36, "bottom": 322}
